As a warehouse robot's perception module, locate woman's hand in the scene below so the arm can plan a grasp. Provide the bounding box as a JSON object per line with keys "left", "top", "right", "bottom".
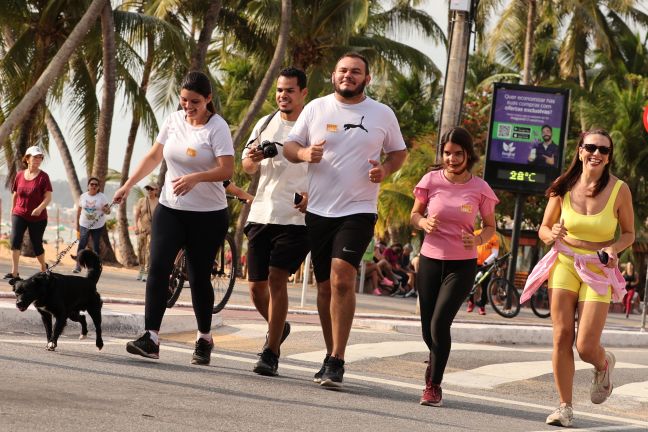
{"left": 31, "top": 207, "right": 43, "bottom": 217}
{"left": 600, "top": 246, "right": 618, "bottom": 269}
{"left": 113, "top": 185, "right": 131, "bottom": 204}
{"left": 418, "top": 214, "right": 438, "bottom": 234}
{"left": 171, "top": 174, "right": 199, "bottom": 196}
{"left": 462, "top": 230, "right": 477, "bottom": 250}
{"left": 550, "top": 219, "right": 567, "bottom": 242}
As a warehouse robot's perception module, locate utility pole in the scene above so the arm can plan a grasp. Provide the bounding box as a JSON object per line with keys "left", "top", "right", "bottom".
{"left": 437, "top": 0, "right": 474, "bottom": 159}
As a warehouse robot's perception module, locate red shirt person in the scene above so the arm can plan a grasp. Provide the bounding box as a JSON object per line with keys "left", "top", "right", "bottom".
{"left": 5, "top": 146, "right": 53, "bottom": 281}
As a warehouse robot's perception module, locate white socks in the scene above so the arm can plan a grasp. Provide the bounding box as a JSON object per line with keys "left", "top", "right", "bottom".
{"left": 147, "top": 330, "right": 159, "bottom": 345}
{"left": 197, "top": 332, "right": 212, "bottom": 343}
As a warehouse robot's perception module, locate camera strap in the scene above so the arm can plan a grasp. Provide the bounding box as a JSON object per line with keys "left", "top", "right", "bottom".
{"left": 244, "top": 109, "right": 279, "bottom": 149}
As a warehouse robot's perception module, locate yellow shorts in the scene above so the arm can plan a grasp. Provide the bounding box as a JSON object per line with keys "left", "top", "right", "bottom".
{"left": 548, "top": 245, "right": 611, "bottom": 303}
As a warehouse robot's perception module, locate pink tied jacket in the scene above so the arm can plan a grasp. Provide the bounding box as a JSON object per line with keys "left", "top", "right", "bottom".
{"left": 520, "top": 240, "right": 626, "bottom": 304}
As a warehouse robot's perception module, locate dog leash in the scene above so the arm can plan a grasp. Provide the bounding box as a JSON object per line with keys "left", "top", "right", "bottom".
{"left": 48, "top": 201, "right": 118, "bottom": 273}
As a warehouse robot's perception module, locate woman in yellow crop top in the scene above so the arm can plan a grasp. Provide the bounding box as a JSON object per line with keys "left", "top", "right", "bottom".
{"left": 538, "top": 129, "right": 634, "bottom": 427}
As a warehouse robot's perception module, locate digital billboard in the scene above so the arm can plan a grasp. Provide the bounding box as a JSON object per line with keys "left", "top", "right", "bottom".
{"left": 483, "top": 83, "right": 570, "bottom": 194}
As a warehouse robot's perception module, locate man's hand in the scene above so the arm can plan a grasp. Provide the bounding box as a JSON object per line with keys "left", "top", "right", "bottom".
{"left": 298, "top": 140, "right": 325, "bottom": 163}
{"left": 294, "top": 192, "right": 308, "bottom": 213}
{"left": 368, "top": 159, "right": 386, "bottom": 183}
{"left": 246, "top": 146, "right": 265, "bottom": 163}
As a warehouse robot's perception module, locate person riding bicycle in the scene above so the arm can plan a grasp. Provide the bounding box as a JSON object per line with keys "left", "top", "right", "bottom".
{"left": 242, "top": 67, "right": 310, "bottom": 377}
{"left": 114, "top": 71, "right": 234, "bottom": 366}
{"left": 467, "top": 229, "right": 500, "bottom": 315}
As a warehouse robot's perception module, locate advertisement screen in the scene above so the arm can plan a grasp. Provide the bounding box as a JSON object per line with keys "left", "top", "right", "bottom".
{"left": 483, "top": 83, "right": 570, "bottom": 194}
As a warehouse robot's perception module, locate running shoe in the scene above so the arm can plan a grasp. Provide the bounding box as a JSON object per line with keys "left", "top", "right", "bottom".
{"left": 372, "top": 287, "right": 382, "bottom": 296}
{"left": 466, "top": 300, "right": 474, "bottom": 313}
{"left": 420, "top": 383, "right": 443, "bottom": 406}
{"left": 191, "top": 338, "right": 214, "bottom": 365}
{"left": 380, "top": 277, "right": 394, "bottom": 287}
{"left": 3, "top": 272, "right": 16, "bottom": 280}
{"left": 313, "top": 354, "right": 331, "bottom": 383}
{"left": 126, "top": 331, "right": 159, "bottom": 359}
{"left": 478, "top": 307, "right": 486, "bottom": 315}
{"left": 591, "top": 351, "right": 615, "bottom": 404}
{"left": 545, "top": 404, "right": 573, "bottom": 427}
{"left": 253, "top": 348, "right": 279, "bottom": 376}
{"left": 320, "top": 356, "right": 345, "bottom": 388}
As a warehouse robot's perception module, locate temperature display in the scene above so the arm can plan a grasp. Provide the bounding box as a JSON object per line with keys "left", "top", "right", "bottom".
{"left": 497, "top": 169, "right": 546, "bottom": 184}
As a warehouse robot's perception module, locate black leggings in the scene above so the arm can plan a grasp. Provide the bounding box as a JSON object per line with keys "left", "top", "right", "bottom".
{"left": 10, "top": 215, "right": 47, "bottom": 256}
{"left": 417, "top": 255, "right": 476, "bottom": 384}
{"left": 145, "top": 204, "right": 228, "bottom": 333}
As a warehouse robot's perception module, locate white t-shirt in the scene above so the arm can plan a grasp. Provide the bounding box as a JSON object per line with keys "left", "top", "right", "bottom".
{"left": 287, "top": 94, "right": 406, "bottom": 217}
{"left": 79, "top": 191, "right": 110, "bottom": 229}
{"left": 156, "top": 111, "right": 234, "bottom": 211}
{"left": 242, "top": 113, "right": 308, "bottom": 225}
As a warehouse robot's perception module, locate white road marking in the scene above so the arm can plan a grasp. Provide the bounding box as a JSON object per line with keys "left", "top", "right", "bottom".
{"left": 614, "top": 381, "right": 648, "bottom": 402}
{"left": 529, "top": 426, "right": 646, "bottom": 432}
{"left": 444, "top": 361, "right": 648, "bottom": 389}
{"left": 1, "top": 336, "right": 647, "bottom": 429}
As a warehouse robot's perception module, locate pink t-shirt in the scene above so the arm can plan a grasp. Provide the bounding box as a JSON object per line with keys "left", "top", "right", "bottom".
{"left": 414, "top": 170, "right": 499, "bottom": 260}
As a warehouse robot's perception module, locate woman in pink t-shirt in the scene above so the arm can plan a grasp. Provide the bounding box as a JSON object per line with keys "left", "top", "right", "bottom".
{"left": 410, "top": 127, "right": 498, "bottom": 407}
{"left": 5, "top": 146, "right": 53, "bottom": 281}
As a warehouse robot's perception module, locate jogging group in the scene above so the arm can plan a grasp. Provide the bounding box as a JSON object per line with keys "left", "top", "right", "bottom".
{"left": 110, "top": 52, "right": 635, "bottom": 428}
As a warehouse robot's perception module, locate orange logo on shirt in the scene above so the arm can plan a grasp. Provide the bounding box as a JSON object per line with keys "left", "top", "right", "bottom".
{"left": 460, "top": 204, "right": 473, "bottom": 213}
{"left": 186, "top": 147, "right": 197, "bottom": 157}
{"left": 326, "top": 124, "right": 338, "bottom": 132}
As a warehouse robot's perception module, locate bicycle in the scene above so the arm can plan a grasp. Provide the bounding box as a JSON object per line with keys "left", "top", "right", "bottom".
{"left": 166, "top": 194, "right": 245, "bottom": 313}
{"left": 529, "top": 281, "right": 551, "bottom": 318}
{"left": 482, "top": 252, "right": 521, "bottom": 318}
{"left": 468, "top": 252, "right": 511, "bottom": 311}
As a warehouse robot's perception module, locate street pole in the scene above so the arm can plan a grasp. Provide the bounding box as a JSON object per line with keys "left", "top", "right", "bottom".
{"left": 641, "top": 256, "right": 648, "bottom": 332}
{"left": 506, "top": 194, "right": 527, "bottom": 286}
{"left": 437, "top": 1, "right": 473, "bottom": 159}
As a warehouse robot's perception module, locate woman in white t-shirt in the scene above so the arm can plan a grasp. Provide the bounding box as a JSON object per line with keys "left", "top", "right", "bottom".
{"left": 73, "top": 177, "right": 111, "bottom": 272}
{"left": 113, "top": 71, "right": 234, "bottom": 365}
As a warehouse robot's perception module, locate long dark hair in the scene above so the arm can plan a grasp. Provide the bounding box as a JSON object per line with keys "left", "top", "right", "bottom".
{"left": 545, "top": 129, "right": 613, "bottom": 198}
{"left": 181, "top": 71, "right": 215, "bottom": 113}
{"left": 431, "top": 126, "right": 479, "bottom": 172}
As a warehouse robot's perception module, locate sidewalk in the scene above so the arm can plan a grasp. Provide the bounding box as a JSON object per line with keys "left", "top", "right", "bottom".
{"left": 1, "top": 258, "right": 647, "bottom": 347}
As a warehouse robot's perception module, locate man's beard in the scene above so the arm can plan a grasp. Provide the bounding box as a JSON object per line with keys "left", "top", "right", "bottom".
{"left": 334, "top": 80, "right": 366, "bottom": 98}
{"left": 543, "top": 135, "right": 552, "bottom": 142}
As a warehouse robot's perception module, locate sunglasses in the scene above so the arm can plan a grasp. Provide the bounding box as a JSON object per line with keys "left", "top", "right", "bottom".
{"left": 89, "top": 183, "right": 99, "bottom": 187}
{"left": 581, "top": 144, "right": 611, "bottom": 155}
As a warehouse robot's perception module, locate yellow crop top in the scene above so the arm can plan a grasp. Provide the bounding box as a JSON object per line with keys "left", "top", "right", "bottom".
{"left": 562, "top": 179, "right": 622, "bottom": 243}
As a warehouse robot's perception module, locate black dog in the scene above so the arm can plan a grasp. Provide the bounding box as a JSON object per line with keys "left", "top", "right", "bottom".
{"left": 11, "top": 249, "right": 104, "bottom": 351}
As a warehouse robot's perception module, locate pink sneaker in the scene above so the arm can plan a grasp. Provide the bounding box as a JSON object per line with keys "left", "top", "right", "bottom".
{"left": 420, "top": 383, "right": 442, "bottom": 407}
{"left": 478, "top": 307, "right": 486, "bottom": 315}
{"left": 381, "top": 277, "right": 394, "bottom": 287}
{"left": 372, "top": 288, "right": 382, "bottom": 296}
{"left": 466, "top": 300, "right": 474, "bottom": 313}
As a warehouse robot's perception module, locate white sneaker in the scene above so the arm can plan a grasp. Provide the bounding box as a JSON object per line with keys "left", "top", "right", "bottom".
{"left": 591, "top": 351, "right": 615, "bottom": 404}
{"left": 545, "top": 404, "right": 573, "bottom": 427}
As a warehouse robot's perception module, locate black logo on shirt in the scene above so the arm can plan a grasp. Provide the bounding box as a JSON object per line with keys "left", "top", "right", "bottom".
{"left": 344, "top": 116, "right": 368, "bottom": 133}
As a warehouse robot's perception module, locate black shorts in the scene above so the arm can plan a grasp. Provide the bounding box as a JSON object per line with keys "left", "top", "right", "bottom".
{"left": 244, "top": 223, "right": 310, "bottom": 281}
{"left": 305, "top": 212, "right": 376, "bottom": 283}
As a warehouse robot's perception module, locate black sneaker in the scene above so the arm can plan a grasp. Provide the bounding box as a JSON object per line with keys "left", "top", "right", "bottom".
{"left": 313, "top": 353, "right": 331, "bottom": 383}
{"left": 3, "top": 272, "right": 16, "bottom": 280}
{"left": 191, "top": 338, "right": 214, "bottom": 365}
{"left": 253, "top": 348, "right": 279, "bottom": 376}
{"left": 126, "top": 332, "right": 159, "bottom": 359}
{"left": 262, "top": 321, "right": 292, "bottom": 352}
{"left": 320, "top": 355, "right": 345, "bottom": 388}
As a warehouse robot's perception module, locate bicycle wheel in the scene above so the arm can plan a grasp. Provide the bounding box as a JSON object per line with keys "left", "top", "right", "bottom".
{"left": 487, "top": 277, "right": 521, "bottom": 318}
{"left": 166, "top": 250, "right": 186, "bottom": 308}
{"left": 212, "top": 234, "right": 237, "bottom": 313}
{"left": 530, "top": 283, "right": 551, "bottom": 318}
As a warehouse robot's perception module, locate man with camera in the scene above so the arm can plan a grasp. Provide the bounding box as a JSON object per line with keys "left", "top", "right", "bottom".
{"left": 242, "top": 67, "right": 310, "bottom": 376}
{"left": 283, "top": 52, "right": 407, "bottom": 388}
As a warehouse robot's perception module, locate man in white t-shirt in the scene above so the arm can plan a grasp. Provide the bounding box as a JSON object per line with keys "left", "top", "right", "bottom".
{"left": 242, "top": 67, "right": 310, "bottom": 377}
{"left": 284, "top": 53, "right": 407, "bottom": 388}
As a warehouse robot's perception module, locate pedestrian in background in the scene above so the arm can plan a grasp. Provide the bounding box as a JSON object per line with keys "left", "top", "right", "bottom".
{"left": 621, "top": 262, "right": 639, "bottom": 318}
{"left": 74, "top": 177, "right": 111, "bottom": 273}
{"left": 521, "top": 129, "right": 634, "bottom": 428}
{"left": 133, "top": 182, "right": 159, "bottom": 281}
{"left": 113, "top": 71, "right": 234, "bottom": 366}
{"left": 4, "top": 146, "right": 52, "bottom": 281}
{"left": 410, "top": 126, "right": 498, "bottom": 407}
{"left": 467, "top": 229, "right": 499, "bottom": 315}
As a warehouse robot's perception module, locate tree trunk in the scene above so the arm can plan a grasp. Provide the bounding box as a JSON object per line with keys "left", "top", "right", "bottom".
{"left": 522, "top": 0, "right": 536, "bottom": 85}
{"left": 92, "top": 1, "right": 118, "bottom": 265}
{"left": 577, "top": 63, "right": 588, "bottom": 131}
{"left": 190, "top": 0, "right": 222, "bottom": 71}
{"left": 45, "top": 110, "right": 83, "bottom": 201}
{"left": 0, "top": 0, "right": 107, "bottom": 153}
{"left": 117, "top": 33, "right": 155, "bottom": 268}
{"left": 232, "top": 0, "right": 292, "bottom": 253}
{"left": 437, "top": 9, "right": 471, "bottom": 159}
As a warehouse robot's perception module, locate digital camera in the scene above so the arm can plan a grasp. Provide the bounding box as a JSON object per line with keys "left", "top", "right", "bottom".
{"left": 258, "top": 140, "right": 280, "bottom": 159}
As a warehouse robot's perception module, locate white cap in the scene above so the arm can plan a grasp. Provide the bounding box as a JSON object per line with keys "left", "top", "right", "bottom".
{"left": 25, "top": 146, "right": 44, "bottom": 157}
